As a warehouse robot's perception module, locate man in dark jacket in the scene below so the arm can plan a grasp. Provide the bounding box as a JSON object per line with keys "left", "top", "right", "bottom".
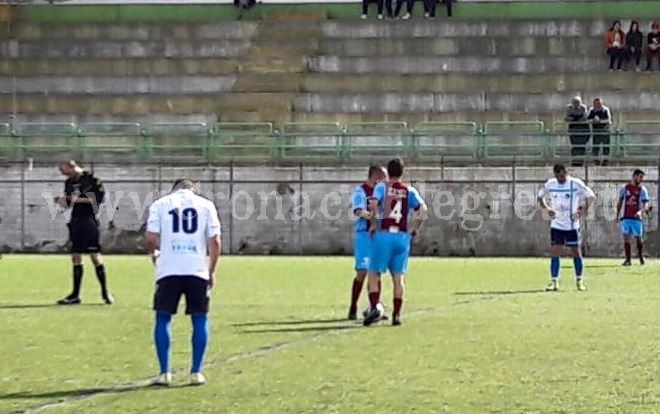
{"left": 587, "top": 98, "right": 612, "bottom": 166}
{"left": 565, "top": 96, "right": 589, "bottom": 166}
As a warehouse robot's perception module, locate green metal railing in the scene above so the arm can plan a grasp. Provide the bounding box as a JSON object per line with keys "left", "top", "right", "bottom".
{"left": 2, "top": 120, "right": 660, "bottom": 164}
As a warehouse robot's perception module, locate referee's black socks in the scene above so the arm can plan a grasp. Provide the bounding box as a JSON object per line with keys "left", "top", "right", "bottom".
{"left": 95, "top": 264, "right": 109, "bottom": 294}
{"left": 72, "top": 264, "right": 83, "bottom": 298}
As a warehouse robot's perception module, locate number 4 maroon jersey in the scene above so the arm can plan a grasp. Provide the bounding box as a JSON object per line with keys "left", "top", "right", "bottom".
{"left": 373, "top": 181, "right": 424, "bottom": 233}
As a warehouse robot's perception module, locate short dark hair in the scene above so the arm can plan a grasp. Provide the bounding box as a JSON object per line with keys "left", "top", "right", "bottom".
{"left": 633, "top": 169, "right": 645, "bottom": 177}
{"left": 387, "top": 158, "right": 404, "bottom": 178}
{"left": 368, "top": 165, "right": 384, "bottom": 178}
{"left": 553, "top": 164, "right": 567, "bottom": 174}
{"left": 172, "top": 178, "right": 195, "bottom": 191}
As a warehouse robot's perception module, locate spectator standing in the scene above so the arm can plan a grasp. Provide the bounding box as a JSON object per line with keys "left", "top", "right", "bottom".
{"left": 587, "top": 98, "right": 612, "bottom": 166}
{"left": 645, "top": 21, "right": 660, "bottom": 71}
{"left": 606, "top": 20, "right": 626, "bottom": 71}
{"left": 424, "top": 0, "right": 436, "bottom": 18}
{"left": 565, "top": 97, "right": 589, "bottom": 166}
{"left": 361, "top": 0, "right": 384, "bottom": 20}
{"left": 626, "top": 21, "right": 643, "bottom": 71}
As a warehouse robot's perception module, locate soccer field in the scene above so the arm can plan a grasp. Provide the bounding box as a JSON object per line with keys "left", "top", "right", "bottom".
{"left": 1, "top": 255, "right": 659, "bottom": 413}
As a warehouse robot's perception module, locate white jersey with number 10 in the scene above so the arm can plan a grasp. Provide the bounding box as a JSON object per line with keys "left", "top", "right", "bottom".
{"left": 146, "top": 189, "right": 221, "bottom": 281}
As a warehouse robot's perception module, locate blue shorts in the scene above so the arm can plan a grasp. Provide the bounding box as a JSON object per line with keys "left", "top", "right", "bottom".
{"left": 620, "top": 218, "right": 644, "bottom": 237}
{"left": 368, "top": 232, "right": 411, "bottom": 275}
{"left": 354, "top": 231, "right": 372, "bottom": 271}
{"left": 551, "top": 228, "right": 581, "bottom": 247}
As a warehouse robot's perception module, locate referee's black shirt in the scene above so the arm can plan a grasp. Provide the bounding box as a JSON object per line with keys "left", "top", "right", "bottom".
{"left": 64, "top": 171, "right": 105, "bottom": 218}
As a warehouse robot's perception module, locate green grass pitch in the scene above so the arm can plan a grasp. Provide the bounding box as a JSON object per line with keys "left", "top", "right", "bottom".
{"left": 1, "top": 255, "right": 659, "bottom": 413}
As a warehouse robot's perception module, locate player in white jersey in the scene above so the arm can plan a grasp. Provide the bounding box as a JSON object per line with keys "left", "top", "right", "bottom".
{"left": 537, "top": 164, "right": 596, "bottom": 292}
{"left": 145, "top": 179, "right": 221, "bottom": 386}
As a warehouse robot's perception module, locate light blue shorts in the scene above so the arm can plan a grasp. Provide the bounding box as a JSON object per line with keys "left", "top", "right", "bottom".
{"left": 620, "top": 218, "right": 644, "bottom": 237}
{"left": 354, "top": 231, "right": 372, "bottom": 271}
{"left": 368, "top": 232, "right": 411, "bottom": 275}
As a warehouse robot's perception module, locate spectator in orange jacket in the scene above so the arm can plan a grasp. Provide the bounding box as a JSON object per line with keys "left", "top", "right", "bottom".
{"left": 606, "top": 20, "right": 627, "bottom": 71}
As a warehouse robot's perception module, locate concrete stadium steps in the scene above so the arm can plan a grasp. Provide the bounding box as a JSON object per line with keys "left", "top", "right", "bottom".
{"left": 3, "top": 91, "right": 655, "bottom": 116}
{"left": 0, "top": 37, "right": 606, "bottom": 59}
{"left": 10, "top": 20, "right": 654, "bottom": 42}
{"left": 298, "top": 73, "right": 660, "bottom": 94}
{"left": 293, "top": 92, "right": 660, "bottom": 113}
{"left": 0, "top": 58, "right": 242, "bottom": 76}
{"left": 289, "top": 111, "right": 660, "bottom": 126}
{"left": 5, "top": 73, "right": 658, "bottom": 95}
{"left": 309, "top": 56, "right": 609, "bottom": 74}
{"left": 0, "top": 94, "right": 295, "bottom": 117}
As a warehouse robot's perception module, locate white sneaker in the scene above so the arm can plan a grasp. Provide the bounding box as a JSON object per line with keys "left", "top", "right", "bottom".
{"left": 360, "top": 14, "right": 367, "bottom": 20}
{"left": 152, "top": 372, "right": 172, "bottom": 386}
{"left": 402, "top": 13, "right": 411, "bottom": 20}
{"left": 424, "top": 12, "right": 430, "bottom": 18}
{"left": 190, "top": 372, "right": 206, "bottom": 386}
{"left": 377, "top": 14, "right": 384, "bottom": 20}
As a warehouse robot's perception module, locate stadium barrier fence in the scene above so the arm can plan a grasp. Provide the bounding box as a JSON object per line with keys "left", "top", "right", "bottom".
{"left": 1, "top": 120, "right": 660, "bottom": 165}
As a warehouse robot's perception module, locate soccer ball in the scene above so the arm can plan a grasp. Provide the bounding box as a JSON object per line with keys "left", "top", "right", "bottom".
{"left": 363, "top": 302, "right": 385, "bottom": 319}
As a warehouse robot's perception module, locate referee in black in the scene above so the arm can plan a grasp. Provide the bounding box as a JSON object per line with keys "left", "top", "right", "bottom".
{"left": 54, "top": 161, "right": 114, "bottom": 305}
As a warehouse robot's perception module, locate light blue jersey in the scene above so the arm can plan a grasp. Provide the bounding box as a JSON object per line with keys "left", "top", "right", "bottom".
{"left": 351, "top": 183, "right": 375, "bottom": 271}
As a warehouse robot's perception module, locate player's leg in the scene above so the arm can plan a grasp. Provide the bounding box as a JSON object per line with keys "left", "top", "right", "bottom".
{"left": 349, "top": 232, "right": 370, "bottom": 319}
{"left": 546, "top": 229, "right": 563, "bottom": 291}
{"left": 348, "top": 270, "right": 367, "bottom": 320}
{"left": 58, "top": 252, "right": 83, "bottom": 305}
{"left": 389, "top": 234, "right": 410, "bottom": 325}
{"left": 90, "top": 252, "right": 113, "bottom": 305}
{"left": 621, "top": 219, "right": 633, "bottom": 266}
{"left": 391, "top": 274, "right": 405, "bottom": 326}
{"left": 152, "top": 277, "right": 183, "bottom": 386}
{"left": 634, "top": 220, "right": 645, "bottom": 265}
{"left": 185, "top": 276, "right": 211, "bottom": 384}
{"left": 364, "top": 234, "right": 388, "bottom": 326}
{"left": 567, "top": 230, "right": 585, "bottom": 291}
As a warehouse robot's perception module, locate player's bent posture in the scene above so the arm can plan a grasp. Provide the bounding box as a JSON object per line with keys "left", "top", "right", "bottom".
{"left": 364, "top": 158, "right": 427, "bottom": 327}
{"left": 145, "top": 179, "right": 221, "bottom": 386}
{"left": 617, "top": 169, "right": 651, "bottom": 266}
{"left": 55, "top": 161, "right": 113, "bottom": 305}
{"left": 537, "top": 164, "right": 596, "bottom": 292}
{"left": 347, "top": 165, "right": 387, "bottom": 320}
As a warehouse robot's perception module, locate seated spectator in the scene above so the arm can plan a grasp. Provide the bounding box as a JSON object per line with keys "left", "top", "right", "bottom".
{"left": 626, "top": 21, "right": 643, "bottom": 71}
{"left": 645, "top": 21, "right": 660, "bottom": 71}
{"left": 361, "top": 0, "right": 384, "bottom": 20}
{"left": 606, "top": 20, "right": 626, "bottom": 71}
{"left": 565, "top": 96, "right": 589, "bottom": 166}
{"left": 587, "top": 98, "right": 612, "bottom": 166}
{"left": 394, "top": 0, "right": 425, "bottom": 20}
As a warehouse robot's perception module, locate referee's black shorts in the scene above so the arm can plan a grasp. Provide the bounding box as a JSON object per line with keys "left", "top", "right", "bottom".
{"left": 154, "top": 276, "right": 210, "bottom": 315}
{"left": 68, "top": 216, "right": 101, "bottom": 254}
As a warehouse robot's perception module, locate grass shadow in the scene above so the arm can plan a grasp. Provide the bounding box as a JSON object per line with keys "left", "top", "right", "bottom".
{"left": 453, "top": 289, "right": 546, "bottom": 296}
{"left": 233, "top": 318, "right": 348, "bottom": 327}
{"left": 0, "top": 382, "right": 178, "bottom": 401}
{"left": 240, "top": 325, "right": 360, "bottom": 334}
{"left": 0, "top": 303, "right": 106, "bottom": 310}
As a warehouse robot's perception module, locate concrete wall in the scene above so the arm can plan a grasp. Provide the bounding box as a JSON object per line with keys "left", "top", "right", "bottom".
{"left": 0, "top": 162, "right": 657, "bottom": 257}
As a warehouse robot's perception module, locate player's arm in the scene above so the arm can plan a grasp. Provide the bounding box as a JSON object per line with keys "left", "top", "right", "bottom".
{"left": 578, "top": 182, "right": 596, "bottom": 218}
{"left": 537, "top": 181, "right": 555, "bottom": 218}
{"left": 351, "top": 188, "right": 372, "bottom": 220}
{"left": 368, "top": 183, "right": 385, "bottom": 234}
{"left": 637, "top": 187, "right": 652, "bottom": 218}
{"left": 145, "top": 203, "right": 161, "bottom": 265}
{"left": 409, "top": 188, "right": 428, "bottom": 239}
{"left": 206, "top": 203, "right": 222, "bottom": 289}
{"left": 615, "top": 188, "right": 623, "bottom": 220}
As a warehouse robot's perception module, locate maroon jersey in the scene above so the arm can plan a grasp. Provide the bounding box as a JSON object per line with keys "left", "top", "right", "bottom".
{"left": 380, "top": 182, "right": 411, "bottom": 232}
{"left": 620, "top": 183, "right": 649, "bottom": 219}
